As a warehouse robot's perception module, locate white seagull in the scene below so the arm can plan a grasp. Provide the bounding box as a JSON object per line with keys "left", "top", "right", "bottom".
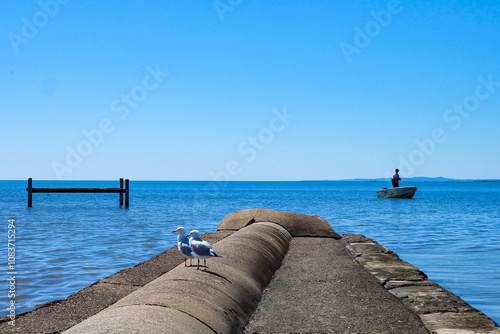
{"left": 188, "top": 230, "right": 220, "bottom": 270}
{"left": 172, "top": 227, "right": 195, "bottom": 267}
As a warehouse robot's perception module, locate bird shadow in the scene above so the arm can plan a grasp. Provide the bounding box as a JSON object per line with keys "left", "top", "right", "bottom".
{"left": 201, "top": 269, "right": 231, "bottom": 283}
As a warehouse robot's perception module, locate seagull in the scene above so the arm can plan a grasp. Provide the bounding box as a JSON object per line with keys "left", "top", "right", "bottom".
{"left": 171, "top": 227, "right": 195, "bottom": 267}
{"left": 188, "top": 230, "right": 220, "bottom": 270}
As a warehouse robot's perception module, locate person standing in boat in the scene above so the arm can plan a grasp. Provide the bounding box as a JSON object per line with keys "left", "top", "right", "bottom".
{"left": 391, "top": 169, "right": 402, "bottom": 188}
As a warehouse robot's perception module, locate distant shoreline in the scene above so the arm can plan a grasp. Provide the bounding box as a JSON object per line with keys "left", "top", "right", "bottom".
{"left": 306, "top": 177, "right": 500, "bottom": 183}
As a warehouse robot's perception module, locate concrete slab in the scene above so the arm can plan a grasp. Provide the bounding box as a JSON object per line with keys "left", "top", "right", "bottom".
{"left": 342, "top": 233, "right": 500, "bottom": 334}
{"left": 244, "top": 237, "right": 429, "bottom": 334}
{"left": 420, "top": 312, "right": 500, "bottom": 334}
{"left": 389, "top": 284, "right": 476, "bottom": 314}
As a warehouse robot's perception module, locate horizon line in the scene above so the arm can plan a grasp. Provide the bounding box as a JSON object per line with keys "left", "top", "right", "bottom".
{"left": 2, "top": 177, "right": 499, "bottom": 182}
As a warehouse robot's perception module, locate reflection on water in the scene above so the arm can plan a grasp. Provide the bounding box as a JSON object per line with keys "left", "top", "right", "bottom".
{"left": 0, "top": 180, "right": 499, "bottom": 324}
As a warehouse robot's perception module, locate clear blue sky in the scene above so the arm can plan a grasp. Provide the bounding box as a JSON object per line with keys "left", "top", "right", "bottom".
{"left": 1, "top": 1, "right": 499, "bottom": 181}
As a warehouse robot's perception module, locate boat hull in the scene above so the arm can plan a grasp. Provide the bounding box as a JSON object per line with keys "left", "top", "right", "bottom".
{"left": 376, "top": 186, "right": 417, "bottom": 199}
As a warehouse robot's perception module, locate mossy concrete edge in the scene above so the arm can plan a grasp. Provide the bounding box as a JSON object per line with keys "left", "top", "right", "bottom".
{"left": 342, "top": 234, "right": 500, "bottom": 334}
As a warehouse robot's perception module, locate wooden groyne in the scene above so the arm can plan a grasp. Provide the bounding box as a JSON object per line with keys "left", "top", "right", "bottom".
{"left": 26, "top": 178, "right": 129, "bottom": 208}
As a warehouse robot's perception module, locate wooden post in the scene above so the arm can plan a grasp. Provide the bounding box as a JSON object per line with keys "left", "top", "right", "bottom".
{"left": 28, "top": 178, "right": 33, "bottom": 207}
{"left": 124, "top": 179, "right": 129, "bottom": 208}
{"left": 25, "top": 178, "right": 129, "bottom": 208}
{"left": 119, "top": 178, "right": 124, "bottom": 206}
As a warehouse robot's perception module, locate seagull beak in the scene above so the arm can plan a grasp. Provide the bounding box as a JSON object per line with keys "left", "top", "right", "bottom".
{"left": 171, "top": 230, "right": 177, "bottom": 233}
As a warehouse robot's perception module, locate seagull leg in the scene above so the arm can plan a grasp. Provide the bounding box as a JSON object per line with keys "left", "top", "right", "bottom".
{"left": 184, "top": 257, "right": 187, "bottom": 267}
{"left": 197, "top": 258, "right": 200, "bottom": 270}
{"left": 203, "top": 259, "right": 207, "bottom": 271}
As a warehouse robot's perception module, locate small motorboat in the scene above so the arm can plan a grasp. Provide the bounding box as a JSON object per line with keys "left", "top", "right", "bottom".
{"left": 376, "top": 186, "right": 417, "bottom": 199}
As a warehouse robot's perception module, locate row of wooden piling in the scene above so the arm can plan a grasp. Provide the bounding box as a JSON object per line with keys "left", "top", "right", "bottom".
{"left": 26, "top": 178, "right": 129, "bottom": 208}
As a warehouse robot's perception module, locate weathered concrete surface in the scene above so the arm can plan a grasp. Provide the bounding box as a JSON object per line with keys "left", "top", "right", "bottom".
{"left": 342, "top": 234, "right": 428, "bottom": 284}
{"left": 64, "top": 223, "right": 292, "bottom": 334}
{"left": 61, "top": 305, "right": 215, "bottom": 334}
{"left": 217, "top": 208, "right": 340, "bottom": 238}
{"left": 3, "top": 210, "right": 499, "bottom": 334}
{"left": 420, "top": 313, "right": 500, "bottom": 334}
{"left": 244, "top": 237, "right": 429, "bottom": 334}
{"left": 0, "top": 231, "right": 233, "bottom": 334}
{"left": 342, "top": 234, "right": 500, "bottom": 334}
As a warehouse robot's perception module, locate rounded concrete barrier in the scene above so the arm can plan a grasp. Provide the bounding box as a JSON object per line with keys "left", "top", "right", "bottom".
{"left": 216, "top": 208, "right": 340, "bottom": 238}
{"left": 64, "top": 222, "right": 292, "bottom": 334}
{"left": 62, "top": 305, "right": 215, "bottom": 334}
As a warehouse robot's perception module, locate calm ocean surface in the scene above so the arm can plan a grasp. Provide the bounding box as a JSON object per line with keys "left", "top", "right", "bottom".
{"left": 1, "top": 180, "right": 499, "bottom": 323}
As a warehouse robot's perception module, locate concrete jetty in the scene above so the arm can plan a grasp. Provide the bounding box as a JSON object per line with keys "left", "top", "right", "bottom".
{"left": 1, "top": 209, "right": 499, "bottom": 333}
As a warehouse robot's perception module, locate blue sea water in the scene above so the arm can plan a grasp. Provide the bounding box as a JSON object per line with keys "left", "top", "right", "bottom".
{"left": 0, "top": 180, "right": 499, "bottom": 324}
